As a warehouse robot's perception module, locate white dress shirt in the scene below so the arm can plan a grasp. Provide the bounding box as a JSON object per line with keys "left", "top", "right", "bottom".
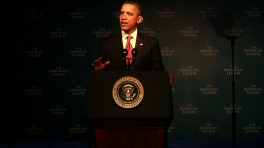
{"left": 121, "top": 29, "right": 137, "bottom": 49}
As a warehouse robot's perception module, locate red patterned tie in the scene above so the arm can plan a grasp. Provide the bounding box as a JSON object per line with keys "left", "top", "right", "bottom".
{"left": 126, "top": 35, "right": 133, "bottom": 66}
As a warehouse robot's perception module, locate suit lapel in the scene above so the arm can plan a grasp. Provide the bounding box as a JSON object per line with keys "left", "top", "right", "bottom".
{"left": 113, "top": 33, "right": 127, "bottom": 70}
{"left": 131, "top": 32, "right": 145, "bottom": 70}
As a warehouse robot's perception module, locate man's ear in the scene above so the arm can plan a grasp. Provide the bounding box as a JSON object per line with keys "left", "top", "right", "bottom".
{"left": 137, "top": 16, "right": 143, "bottom": 24}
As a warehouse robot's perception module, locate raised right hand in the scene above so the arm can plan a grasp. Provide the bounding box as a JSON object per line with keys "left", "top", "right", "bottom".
{"left": 91, "top": 57, "right": 110, "bottom": 71}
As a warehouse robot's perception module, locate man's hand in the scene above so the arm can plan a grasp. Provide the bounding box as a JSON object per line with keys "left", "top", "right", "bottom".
{"left": 168, "top": 72, "right": 174, "bottom": 85}
{"left": 92, "top": 57, "right": 110, "bottom": 71}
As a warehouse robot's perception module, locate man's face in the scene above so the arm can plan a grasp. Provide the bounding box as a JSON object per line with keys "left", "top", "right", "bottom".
{"left": 119, "top": 4, "right": 141, "bottom": 34}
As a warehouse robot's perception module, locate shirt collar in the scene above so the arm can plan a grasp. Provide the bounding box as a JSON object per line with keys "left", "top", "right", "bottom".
{"left": 121, "top": 28, "right": 137, "bottom": 40}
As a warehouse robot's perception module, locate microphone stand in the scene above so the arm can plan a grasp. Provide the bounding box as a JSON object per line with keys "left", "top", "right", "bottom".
{"left": 122, "top": 49, "right": 131, "bottom": 71}
{"left": 226, "top": 36, "right": 237, "bottom": 148}
{"left": 125, "top": 49, "right": 137, "bottom": 71}
{"left": 127, "top": 61, "right": 131, "bottom": 71}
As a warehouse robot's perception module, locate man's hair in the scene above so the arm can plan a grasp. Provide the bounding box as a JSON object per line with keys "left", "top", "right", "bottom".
{"left": 122, "top": 0, "right": 142, "bottom": 16}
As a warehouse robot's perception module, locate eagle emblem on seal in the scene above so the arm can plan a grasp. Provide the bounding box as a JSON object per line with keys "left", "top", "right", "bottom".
{"left": 122, "top": 84, "right": 136, "bottom": 101}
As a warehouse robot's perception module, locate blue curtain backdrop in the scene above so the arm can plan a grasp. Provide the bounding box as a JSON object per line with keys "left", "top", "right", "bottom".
{"left": 6, "top": 0, "right": 264, "bottom": 147}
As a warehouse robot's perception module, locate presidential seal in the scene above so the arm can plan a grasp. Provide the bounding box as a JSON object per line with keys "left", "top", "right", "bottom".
{"left": 112, "top": 76, "right": 144, "bottom": 109}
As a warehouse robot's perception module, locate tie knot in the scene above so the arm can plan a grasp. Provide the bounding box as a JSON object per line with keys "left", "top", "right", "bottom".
{"left": 127, "top": 35, "right": 132, "bottom": 41}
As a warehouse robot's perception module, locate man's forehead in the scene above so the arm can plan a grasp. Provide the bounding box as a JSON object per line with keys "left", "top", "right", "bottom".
{"left": 120, "top": 4, "right": 137, "bottom": 12}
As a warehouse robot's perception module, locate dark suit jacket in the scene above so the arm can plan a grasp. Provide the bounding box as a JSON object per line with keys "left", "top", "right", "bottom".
{"left": 98, "top": 31, "right": 165, "bottom": 71}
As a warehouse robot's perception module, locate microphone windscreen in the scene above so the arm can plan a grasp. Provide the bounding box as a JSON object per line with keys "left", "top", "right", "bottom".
{"left": 132, "top": 48, "right": 137, "bottom": 56}
{"left": 122, "top": 49, "right": 128, "bottom": 56}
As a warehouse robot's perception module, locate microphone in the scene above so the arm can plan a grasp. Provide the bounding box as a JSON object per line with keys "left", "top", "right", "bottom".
{"left": 122, "top": 49, "right": 128, "bottom": 60}
{"left": 122, "top": 48, "right": 136, "bottom": 71}
{"left": 122, "top": 49, "right": 128, "bottom": 68}
{"left": 131, "top": 48, "right": 137, "bottom": 64}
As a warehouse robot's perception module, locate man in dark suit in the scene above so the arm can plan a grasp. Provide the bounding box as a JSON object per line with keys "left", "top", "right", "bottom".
{"left": 92, "top": 0, "right": 174, "bottom": 84}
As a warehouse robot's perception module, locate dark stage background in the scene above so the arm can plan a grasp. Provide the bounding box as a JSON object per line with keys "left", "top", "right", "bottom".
{"left": 1, "top": 0, "right": 264, "bottom": 148}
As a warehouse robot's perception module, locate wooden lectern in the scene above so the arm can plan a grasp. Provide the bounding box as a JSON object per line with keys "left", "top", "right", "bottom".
{"left": 86, "top": 71, "right": 173, "bottom": 148}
